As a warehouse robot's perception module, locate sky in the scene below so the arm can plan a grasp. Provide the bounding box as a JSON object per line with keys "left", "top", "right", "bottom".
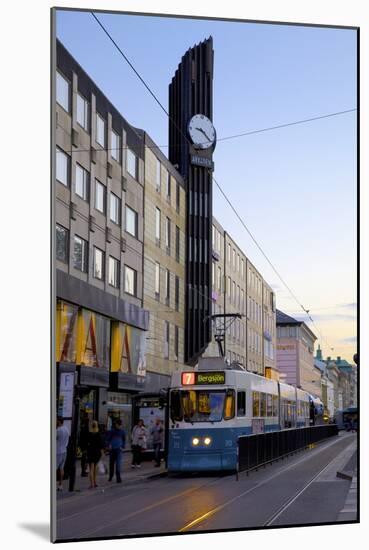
{"left": 56, "top": 9, "right": 357, "bottom": 362}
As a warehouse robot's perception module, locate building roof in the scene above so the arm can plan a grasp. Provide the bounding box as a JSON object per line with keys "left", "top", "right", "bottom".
{"left": 276, "top": 310, "right": 302, "bottom": 326}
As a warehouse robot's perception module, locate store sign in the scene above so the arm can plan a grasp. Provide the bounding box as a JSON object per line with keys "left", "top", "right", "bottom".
{"left": 190, "top": 154, "right": 214, "bottom": 170}
{"left": 181, "top": 371, "right": 225, "bottom": 385}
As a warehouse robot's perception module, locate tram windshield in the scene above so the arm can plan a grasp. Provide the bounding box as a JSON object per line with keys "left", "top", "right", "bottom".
{"left": 171, "top": 389, "right": 235, "bottom": 422}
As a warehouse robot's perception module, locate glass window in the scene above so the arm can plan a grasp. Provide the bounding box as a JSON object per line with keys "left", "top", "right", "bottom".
{"left": 224, "top": 390, "right": 235, "bottom": 420}
{"left": 124, "top": 265, "right": 136, "bottom": 296}
{"left": 174, "top": 325, "right": 179, "bottom": 361}
{"left": 56, "top": 224, "right": 69, "bottom": 263}
{"left": 127, "top": 149, "right": 137, "bottom": 178}
{"left": 56, "top": 147, "right": 70, "bottom": 186}
{"left": 165, "top": 217, "right": 171, "bottom": 250}
{"left": 95, "top": 179, "right": 106, "bottom": 213}
{"left": 93, "top": 247, "right": 105, "bottom": 280}
{"left": 108, "top": 256, "right": 120, "bottom": 288}
{"left": 273, "top": 395, "right": 279, "bottom": 417}
{"left": 155, "top": 262, "right": 160, "bottom": 295}
{"left": 96, "top": 113, "right": 105, "bottom": 147}
{"left": 56, "top": 72, "right": 69, "bottom": 111}
{"left": 175, "top": 276, "right": 179, "bottom": 311}
{"left": 166, "top": 171, "right": 171, "bottom": 198}
{"left": 180, "top": 390, "right": 228, "bottom": 423}
{"left": 175, "top": 226, "right": 180, "bottom": 262}
{"left": 176, "top": 181, "right": 180, "bottom": 212}
{"left": 156, "top": 159, "right": 161, "bottom": 190}
{"left": 125, "top": 205, "right": 138, "bottom": 237}
{"left": 73, "top": 235, "right": 88, "bottom": 272}
{"left": 164, "top": 321, "right": 169, "bottom": 359}
{"left": 79, "top": 309, "right": 110, "bottom": 369}
{"left": 260, "top": 393, "right": 266, "bottom": 417}
{"left": 75, "top": 164, "right": 89, "bottom": 200}
{"left": 110, "top": 193, "right": 121, "bottom": 225}
{"left": 252, "top": 391, "right": 260, "bottom": 417}
{"left": 155, "top": 208, "right": 161, "bottom": 241}
{"left": 165, "top": 269, "right": 170, "bottom": 302}
{"left": 76, "top": 93, "right": 89, "bottom": 131}
{"left": 111, "top": 130, "right": 120, "bottom": 161}
{"left": 237, "top": 391, "right": 246, "bottom": 417}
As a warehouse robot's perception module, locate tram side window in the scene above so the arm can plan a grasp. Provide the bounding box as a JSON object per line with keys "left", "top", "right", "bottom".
{"left": 266, "top": 394, "right": 273, "bottom": 417}
{"left": 170, "top": 390, "right": 182, "bottom": 421}
{"left": 252, "top": 391, "right": 260, "bottom": 417}
{"left": 272, "top": 395, "right": 279, "bottom": 417}
{"left": 260, "top": 393, "right": 266, "bottom": 417}
{"left": 237, "top": 391, "right": 246, "bottom": 417}
{"left": 224, "top": 390, "right": 235, "bottom": 420}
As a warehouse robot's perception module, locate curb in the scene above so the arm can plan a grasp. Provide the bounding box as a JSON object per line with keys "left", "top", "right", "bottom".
{"left": 337, "top": 470, "right": 357, "bottom": 521}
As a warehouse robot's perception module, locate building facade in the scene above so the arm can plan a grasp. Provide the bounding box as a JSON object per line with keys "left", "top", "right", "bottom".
{"left": 276, "top": 310, "right": 318, "bottom": 396}
{"left": 205, "top": 219, "right": 277, "bottom": 377}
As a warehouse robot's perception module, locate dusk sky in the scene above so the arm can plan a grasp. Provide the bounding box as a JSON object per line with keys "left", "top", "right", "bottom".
{"left": 56, "top": 9, "right": 357, "bottom": 362}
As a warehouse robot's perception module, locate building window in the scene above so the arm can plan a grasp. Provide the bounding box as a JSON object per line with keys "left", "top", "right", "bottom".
{"left": 127, "top": 149, "right": 137, "bottom": 179}
{"left": 125, "top": 205, "right": 138, "bottom": 237}
{"left": 95, "top": 179, "right": 106, "bottom": 214}
{"left": 96, "top": 113, "right": 105, "bottom": 147}
{"left": 165, "top": 269, "right": 170, "bottom": 305}
{"left": 124, "top": 265, "right": 137, "bottom": 296}
{"left": 176, "top": 181, "right": 180, "bottom": 212}
{"left": 93, "top": 247, "right": 105, "bottom": 280}
{"left": 175, "top": 276, "right": 179, "bottom": 311}
{"left": 155, "top": 262, "right": 160, "bottom": 297}
{"left": 56, "top": 71, "right": 69, "bottom": 112}
{"left": 166, "top": 171, "right": 171, "bottom": 199}
{"left": 73, "top": 235, "right": 88, "bottom": 272}
{"left": 156, "top": 159, "right": 161, "bottom": 191}
{"left": 111, "top": 130, "right": 120, "bottom": 162}
{"left": 217, "top": 266, "right": 222, "bottom": 292}
{"left": 174, "top": 325, "right": 179, "bottom": 361}
{"left": 108, "top": 256, "right": 120, "bottom": 288}
{"left": 164, "top": 321, "right": 169, "bottom": 359}
{"left": 165, "top": 217, "right": 171, "bottom": 252}
{"left": 110, "top": 193, "right": 121, "bottom": 225}
{"left": 175, "top": 226, "right": 180, "bottom": 262}
{"left": 155, "top": 208, "right": 161, "bottom": 243}
{"left": 56, "top": 224, "right": 69, "bottom": 263}
{"left": 228, "top": 243, "right": 231, "bottom": 263}
{"left": 76, "top": 93, "right": 89, "bottom": 131}
{"left": 75, "top": 164, "right": 89, "bottom": 201}
{"left": 56, "top": 147, "right": 70, "bottom": 186}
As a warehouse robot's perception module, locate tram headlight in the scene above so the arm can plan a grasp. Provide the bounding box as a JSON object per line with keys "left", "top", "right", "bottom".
{"left": 204, "top": 436, "right": 212, "bottom": 446}
{"left": 192, "top": 437, "right": 200, "bottom": 446}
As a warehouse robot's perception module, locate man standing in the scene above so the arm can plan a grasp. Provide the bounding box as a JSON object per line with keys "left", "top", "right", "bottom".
{"left": 106, "top": 419, "right": 126, "bottom": 483}
{"left": 150, "top": 418, "right": 164, "bottom": 467}
{"left": 56, "top": 417, "right": 70, "bottom": 491}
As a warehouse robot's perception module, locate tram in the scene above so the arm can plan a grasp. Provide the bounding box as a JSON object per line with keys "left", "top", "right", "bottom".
{"left": 167, "top": 358, "right": 314, "bottom": 472}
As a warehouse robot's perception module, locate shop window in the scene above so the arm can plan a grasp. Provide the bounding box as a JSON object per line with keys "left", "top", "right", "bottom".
{"left": 78, "top": 309, "right": 110, "bottom": 369}
{"left": 56, "top": 300, "right": 78, "bottom": 363}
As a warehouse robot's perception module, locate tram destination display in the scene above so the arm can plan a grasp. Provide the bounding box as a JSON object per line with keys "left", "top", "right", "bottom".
{"left": 181, "top": 371, "right": 226, "bottom": 385}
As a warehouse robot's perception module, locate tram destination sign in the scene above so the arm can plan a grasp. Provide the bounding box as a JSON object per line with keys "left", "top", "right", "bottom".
{"left": 181, "top": 371, "right": 225, "bottom": 385}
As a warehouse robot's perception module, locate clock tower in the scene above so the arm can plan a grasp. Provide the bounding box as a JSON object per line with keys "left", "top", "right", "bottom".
{"left": 169, "top": 37, "right": 215, "bottom": 365}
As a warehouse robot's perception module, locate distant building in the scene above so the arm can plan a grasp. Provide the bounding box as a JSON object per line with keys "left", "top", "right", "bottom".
{"left": 276, "top": 310, "right": 318, "bottom": 396}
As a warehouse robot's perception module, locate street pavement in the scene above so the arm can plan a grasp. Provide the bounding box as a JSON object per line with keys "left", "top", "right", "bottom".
{"left": 56, "top": 432, "right": 357, "bottom": 541}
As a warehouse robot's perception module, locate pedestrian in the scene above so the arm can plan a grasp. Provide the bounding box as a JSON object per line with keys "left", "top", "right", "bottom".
{"left": 150, "top": 418, "right": 164, "bottom": 467}
{"left": 56, "top": 417, "right": 70, "bottom": 491}
{"left": 86, "top": 420, "right": 104, "bottom": 489}
{"left": 131, "top": 419, "right": 147, "bottom": 468}
{"left": 106, "top": 419, "right": 126, "bottom": 483}
{"left": 79, "top": 415, "right": 89, "bottom": 477}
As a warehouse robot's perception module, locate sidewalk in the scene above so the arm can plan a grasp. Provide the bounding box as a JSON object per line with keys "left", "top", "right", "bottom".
{"left": 337, "top": 469, "right": 357, "bottom": 521}
{"left": 57, "top": 454, "right": 167, "bottom": 500}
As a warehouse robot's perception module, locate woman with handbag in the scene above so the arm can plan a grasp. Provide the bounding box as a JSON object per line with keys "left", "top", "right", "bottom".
{"left": 131, "top": 419, "right": 147, "bottom": 468}
{"left": 86, "top": 421, "right": 104, "bottom": 488}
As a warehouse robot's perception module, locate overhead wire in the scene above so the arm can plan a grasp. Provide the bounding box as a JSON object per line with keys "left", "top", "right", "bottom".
{"left": 88, "top": 11, "right": 348, "bottom": 353}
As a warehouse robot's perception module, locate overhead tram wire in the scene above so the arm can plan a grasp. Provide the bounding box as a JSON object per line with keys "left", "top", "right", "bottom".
{"left": 90, "top": 11, "right": 336, "bottom": 352}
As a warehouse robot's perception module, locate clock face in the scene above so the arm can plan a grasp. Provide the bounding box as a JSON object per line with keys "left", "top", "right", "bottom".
{"left": 188, "top": 114, "right": 216, "bottom": 150}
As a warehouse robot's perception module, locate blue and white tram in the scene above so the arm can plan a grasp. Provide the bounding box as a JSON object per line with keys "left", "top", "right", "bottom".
{"left": 167, "top": 364, "right": 311, "bottom": 472}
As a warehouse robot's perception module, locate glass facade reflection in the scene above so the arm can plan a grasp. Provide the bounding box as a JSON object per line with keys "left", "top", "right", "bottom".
{"left": 111, "top": 321, "right": 147, "bottom": 376}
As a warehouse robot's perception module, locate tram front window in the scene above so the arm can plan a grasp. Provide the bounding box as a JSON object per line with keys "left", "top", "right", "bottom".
{"left": 178, "top": 390, "right": 234, "bottom": 422}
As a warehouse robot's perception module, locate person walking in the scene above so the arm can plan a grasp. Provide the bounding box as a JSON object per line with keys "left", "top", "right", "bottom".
{"left": 150, "top": 418, "right": 164, "bottom": 467}
{"left": 106, "top": 419, "right": 126, "bottom": 483}
{"left": 56, "top": 417, "right": 70, "bottom": 491}
{"left": 86, "top": 421, "right": 104, "bottom": 489}
{"left": 79, "top": 415, "right": 89, "bottom": 477}
{"left": 131, "top": 419, "right": 147, "bottom": 468}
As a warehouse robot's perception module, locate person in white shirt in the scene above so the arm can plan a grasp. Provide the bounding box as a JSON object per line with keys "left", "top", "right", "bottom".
{"left": 56, "top": 417, "right": 70, "bottom": 491}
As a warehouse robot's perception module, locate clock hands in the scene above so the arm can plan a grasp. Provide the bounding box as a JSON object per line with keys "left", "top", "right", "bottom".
{"left": 195, "top": 127, "right": 212, "bottom": 143}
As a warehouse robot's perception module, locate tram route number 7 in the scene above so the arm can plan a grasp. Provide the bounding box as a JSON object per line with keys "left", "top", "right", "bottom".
{"left": 182, "top": 372, "right": 196, "bottom": 385}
